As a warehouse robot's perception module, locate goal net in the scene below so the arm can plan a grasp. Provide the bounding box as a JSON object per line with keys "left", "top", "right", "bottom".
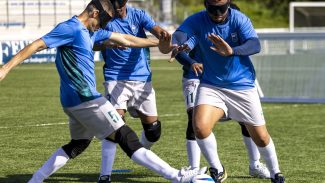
{"left": 290, "top": 2, "right": 325, "bottom": 32}
{"left": 252, "top": 32, "right": 325, "bottom": 103}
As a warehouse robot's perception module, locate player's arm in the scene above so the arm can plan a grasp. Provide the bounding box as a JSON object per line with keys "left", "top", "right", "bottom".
{"left": 93, "top": 40, "right": 128, "bottom": 51}
{"left": 175, "top": 52, "right": 203, "bottom": 76}
{"left": 0, "top": 39, "right": 47, "bottom": 81}
{"left": 150, "top": 25, "right": 170, "bottom": 41}
{"left": 108, "top": 32, "right": 159, "bottom": 48}
{"left": 208, "top": 33, "right": 260, "bottom": 56}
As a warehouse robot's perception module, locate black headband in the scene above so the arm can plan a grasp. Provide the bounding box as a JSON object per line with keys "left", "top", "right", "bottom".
{"left": 110, "top": 0, "right": 128, "bottom": 9}
{"left": 205, "top": 0, "right": 230, "bottom": 16}
{"left": 92, "top": 0, "right": 112, "bottom": 28}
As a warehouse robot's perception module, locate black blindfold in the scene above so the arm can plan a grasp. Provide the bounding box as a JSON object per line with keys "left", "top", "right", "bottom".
{"left": 206, "top": 1, "right": 230, "bottom": 16}
{"left": 92, "top": 0, "right": 112, "bottom": 29}
{"left": 110, "top": 0, "right": 128, "bottom": 9}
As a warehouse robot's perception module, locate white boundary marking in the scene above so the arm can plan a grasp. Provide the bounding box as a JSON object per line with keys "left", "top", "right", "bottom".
{"left": 0, "top": 113, "right": 183, "bottom": 129}
{"left": 0, "top": 122, "right": 67, "bottom": 129}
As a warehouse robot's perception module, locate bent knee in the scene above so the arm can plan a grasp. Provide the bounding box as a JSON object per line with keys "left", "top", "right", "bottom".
{"left": 142, "top": 120, "right": 161, "bottom": 142}
{"left": 254, "top": 134, "right": 270, "bottom": 147}
{"left": 194, "top": 125, "right": 212, "bottom": 139}
{"left": 62, "top": 139, "right": 91, "bottom": 159}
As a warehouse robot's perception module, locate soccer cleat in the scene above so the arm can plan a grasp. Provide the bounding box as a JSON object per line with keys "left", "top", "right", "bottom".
{"left": 98, "top": 175, "right": 111, "bottom": 183}
{"left": 209, "top": 166, "right": 227, "bottom": 183}
{"left": 178, "top": 166, "right": 208, "bottom": 183}
{"left": 271, "top": 173, "right": 285, "bottom": 183}
{"left": 249, "top": 163, "right": 271, "bottom": 179}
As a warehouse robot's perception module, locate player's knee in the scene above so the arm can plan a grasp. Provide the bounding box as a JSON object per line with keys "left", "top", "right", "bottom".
{"left": 239, "top": 123, "right": 251, "bottom": 137}
{"left": 115, "top": 125, "right": 143, "bottom": 157}
{"left": 142, "top": 120, "right": 161, "bottom": 142}
{"left": 186, "top": 110, "right": 195, "bottom": 140}
{"left": 62, "top": 139, "right": 91, "bottom": 159}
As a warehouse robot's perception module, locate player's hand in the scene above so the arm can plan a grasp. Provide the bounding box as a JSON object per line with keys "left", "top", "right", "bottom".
{"left": 158, "top": 30, "right": 170, "bottom": 41}
{"left": 158, "top": 33, "right": 177, "bottom": 54}
{"left": 191, "top": 63, "right": 203, "bottom": 76}
{"left": 208, "top": 33, "right": 234, "bottom": 56}
{"left": 169, "top": 44, "right": 191, "bottom": 63}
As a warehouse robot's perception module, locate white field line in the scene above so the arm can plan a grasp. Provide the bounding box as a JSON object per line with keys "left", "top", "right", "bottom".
{"left": 0, "top": 122, "right": 67, "bottom": 129}
{"left": 0, "top": 113, "right": 183, "bottom": 129}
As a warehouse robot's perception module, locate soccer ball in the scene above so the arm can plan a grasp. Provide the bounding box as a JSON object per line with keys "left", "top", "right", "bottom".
{"left": 190, "top": 174, "right": 214, "bottom": 183}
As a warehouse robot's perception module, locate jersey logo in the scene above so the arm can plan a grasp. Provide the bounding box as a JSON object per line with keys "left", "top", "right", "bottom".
{"left": 131, "top": 24, "right": 138, "bottom": 35}
{"left": 231, "top": 32, "right": 238, "bottom": 42}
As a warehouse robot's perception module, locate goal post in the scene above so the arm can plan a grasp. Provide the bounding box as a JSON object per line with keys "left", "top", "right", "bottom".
{"left": 290, "top": 2, "right": 325, "bottom": 32}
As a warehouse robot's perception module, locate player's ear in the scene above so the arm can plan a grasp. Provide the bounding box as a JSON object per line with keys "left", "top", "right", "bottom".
{"left": 91, "top": 9, "right": 100, "bottom": 18}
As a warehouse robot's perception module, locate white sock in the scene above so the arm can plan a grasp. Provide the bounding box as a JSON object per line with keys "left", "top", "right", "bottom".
{"left": 100, "top": 139, "right": 117, "bottom": 176}
{"left": 140, "top": 131, "right": 154, "bottom": 149}
{"left": 196, "top": 133, "right": 223, "bottom": 172}
{"left": 243, "top": 136, "right": 261, "bottom": 168}
{"left": 131, "top": 147, "right": 179, "bottom": 180}
{"left": 186, "top": 140, "right": 201, "bottom": 169}
{"left": 28, "top": 148, "right": 69, "bottom": 183}
{"left": 257, "top": 138, "right": 280, "bottom": 178}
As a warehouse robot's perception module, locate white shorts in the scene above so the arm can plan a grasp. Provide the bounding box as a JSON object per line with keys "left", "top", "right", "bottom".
{"left": 195, "top": 84, "right": 265, "bottom": 126}
{"left": 182, "top": 78, "right": 200, "bottom": 110}
{"left": 64, "top": 97, "right": 125, "bottom": 140}
{"left": 103, "top": 80, "right": 158, "bottom": 118}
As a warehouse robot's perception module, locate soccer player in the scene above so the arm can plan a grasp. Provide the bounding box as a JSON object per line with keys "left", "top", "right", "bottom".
{"left": 173, "top": 2, "right": 271, "bottom": 180}
{"left": 94, "top": 1, "right": 171, "bottom": 182}
{"left": 171, "top": 0, "right": 285, "bottom": 182}
{"left": 0, "top": 0, "right": 205, "bottom": 182}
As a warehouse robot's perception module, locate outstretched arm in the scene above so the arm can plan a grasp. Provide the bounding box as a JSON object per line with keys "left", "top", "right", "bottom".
{"left": 0, "top": 39, "right": 47, "bottom": 81}
{"left": 93, "top": 40, "right": 128, "bottom": 51}
{"left": 108, "top": 32, "right": 159, "bottom": 48}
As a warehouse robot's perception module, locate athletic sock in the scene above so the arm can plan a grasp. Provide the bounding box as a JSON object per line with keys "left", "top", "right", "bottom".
{"left": 186, "top": 140, "right": 201, "bottom": 169}
{"left": 28, "top": 148, "right": 69, "bottom": 183}
{"left": 257, "top": 138, "right": 280, "bottom": 178}
{"left": 140, "top": 131, "right": 154, "bottom": 149}
{"left": 131, "top": 147, "right": 179, "bottom": 180}
{"left": 196, "top": 133, "right": 223, "bottom": 172}
{"left": 100, "top": 139, "right": 117, "bottom": 176}
{"left": 243, "top": 136, "right": 261, "bottom": 168}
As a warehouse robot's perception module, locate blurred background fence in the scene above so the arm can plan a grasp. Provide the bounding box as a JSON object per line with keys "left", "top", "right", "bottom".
{"left": 1, "top": 0, "right": 325, "bottom": 103}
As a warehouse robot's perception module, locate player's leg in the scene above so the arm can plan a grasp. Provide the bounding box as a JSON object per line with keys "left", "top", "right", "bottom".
{"left": 137, "top": 113, "right": 160, "bottom": 149}
{"left": 239, "top": 122, "right": 270, "bottom": 178}
{"left": 226, "top": 87, "right": 284, "bottom": 183}
{"left": 130, "top": 81, "right": 160, "bottom": 149}
{"left": 97, "top": 102, "right": 205, "bottom": 182}
{"left": 99, "top": 109, "right": 126, "bottom": 183}
{"left": 244, "top": 125, "right": 284, "bottom": 182}
{"left": 182, "top": 78, "right": 201, "bottom": 169}
{"left": 28, "top": 112, "right": 93, "bottom": 183}
{"left": 99, "top": 80, "right": 130, "bottom": 182}
{"left": 106, "top": 125, "right": 206, "bottom": 183}
{"left": 193, "top": 84, "right": 228, "bottom": 182}
{"left": 186, "top": 108, "right": 201, "bottom": 169}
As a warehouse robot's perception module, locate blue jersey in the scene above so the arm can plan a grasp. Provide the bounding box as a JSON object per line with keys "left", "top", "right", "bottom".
{"left": 102, "top": 6, "right": 156, "bottom": 82}
{"left": 42, "top": 16, "right": 112, "bottom": 107}
{"left": 178, "top": 8, "right": 258, "bottom": 90}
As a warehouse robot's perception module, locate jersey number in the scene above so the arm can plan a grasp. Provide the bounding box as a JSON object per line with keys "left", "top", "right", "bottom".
{"left": 186, "top": 92, "right": 194, "bottom": 105}
{"left": 107, "top": 111, "right": 120, "bottom": 123}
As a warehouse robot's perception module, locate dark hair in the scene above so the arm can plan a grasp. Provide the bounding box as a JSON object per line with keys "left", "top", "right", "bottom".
{"left": 230, "top": 1, "right": 240, "bottom": 11}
